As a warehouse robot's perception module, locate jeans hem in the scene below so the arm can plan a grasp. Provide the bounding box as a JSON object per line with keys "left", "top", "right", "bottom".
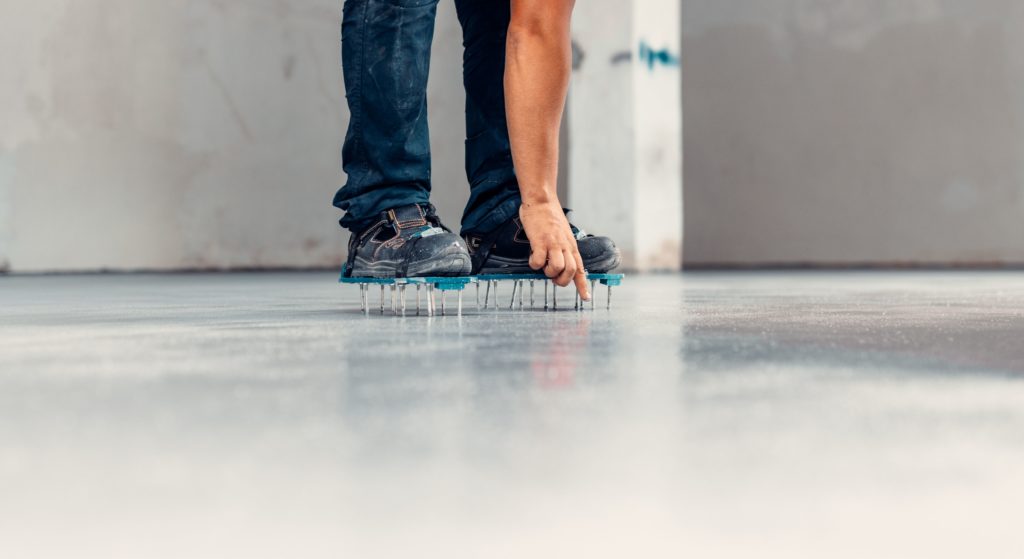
{"left": 460, "top": 195, "right": 521, "bottom": 237}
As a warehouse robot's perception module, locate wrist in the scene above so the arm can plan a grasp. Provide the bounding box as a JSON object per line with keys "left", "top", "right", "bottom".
{"left": 520, "top": 194, "right": 558, "bottom": 207}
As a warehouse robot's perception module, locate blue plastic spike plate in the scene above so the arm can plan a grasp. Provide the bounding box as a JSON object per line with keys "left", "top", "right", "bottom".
{"left": 588, "top": 273, "right": 624, "bottom": 287}
{"left": 340, "top": 266, "right": 624, "bottom": 288}
{"left": 428, "top": 277, "right": 475, "bottom": 291}
{"left": 340, "top": 266, "right": 476, "bottom": 291}
{"left": 477, "top": 273, "right": 624, "bottom": 283}
{"left": 476, "top": 274, "right": 547, "bottom": 282}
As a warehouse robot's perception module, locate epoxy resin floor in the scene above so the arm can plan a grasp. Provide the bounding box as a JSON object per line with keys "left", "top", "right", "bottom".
{"left": 2, "top": 271, "right": 1023, "bottom": 559}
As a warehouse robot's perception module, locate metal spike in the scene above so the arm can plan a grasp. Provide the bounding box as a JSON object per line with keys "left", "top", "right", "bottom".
{"left": 519, "top": 280, "right": 525, "bottom": 310}
{"left": 429, "top": 285, "right": 436, "bottom": 316}
{"left": 553, "top": 284, "right": 557, "bottom": 310}
{"left": 509, "top": 281, "right": 517, "bottom": 310}
{"left": 484, "top": 280, "right": 491, "bottom": 308}
{"left": 416, "top": 284, "right": 421, "bottom": 316}
{"left": 530, "top": 280, "right": 535, "bottom": 309}
{"left": 400, "top": 285, "right": 406, "bottom": 315}
{"left": 441, "top": 290, "right": 447, "bottom": 316}
{"left": 458, "top": 290, "right": 463, "bottom": 316}
{"left": 544, "top": 280, "right": 549, "bottom": 311}
{"left": 476, "top": 281, "right": 481, "bottom": 311}
{"left": 591, "top": 280, "right": 597, "bottom": 311}
{"left": 380, "top": 285, "right": 385, "bottom": 314}
{"left": 493, "top": 281, "right": 499, "bottom": 310}
{"left": 607, "top": 285, "right": 612, "bottom": 310}
{"left": 392, "top": 285, "right": 398, "bottom": 315}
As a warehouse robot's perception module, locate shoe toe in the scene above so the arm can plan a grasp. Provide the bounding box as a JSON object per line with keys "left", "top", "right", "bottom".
{"left": 579, "top": 235, "right": 622, "bottom": 272}
{"left": 410, "top": 231, "right": 466, "bottom": 256}
{"left": 405, "top": 233, "right": 472, "bottom": 277}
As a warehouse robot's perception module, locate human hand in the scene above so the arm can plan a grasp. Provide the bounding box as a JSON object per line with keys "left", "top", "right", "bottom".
{"left": 519, "top": 201, "right": 590, "bottom": 300}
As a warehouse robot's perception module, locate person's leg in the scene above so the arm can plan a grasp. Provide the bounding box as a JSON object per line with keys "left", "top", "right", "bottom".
{"left": 454, "top": 0, "right": 521, "bottom": 236}
{"left": 333, "top": 0, "right": 439, "bottom": 233}
{"left": 336, "top": 0, "right": 471, "bottom": 278}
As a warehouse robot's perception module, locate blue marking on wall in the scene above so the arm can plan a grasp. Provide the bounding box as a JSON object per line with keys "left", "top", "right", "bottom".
{"left": 638, "top": 41, "right": 679, "bottom": 71}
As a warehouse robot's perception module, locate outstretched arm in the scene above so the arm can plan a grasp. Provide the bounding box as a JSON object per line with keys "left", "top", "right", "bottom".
{"left": 505, "top": 0, "right": 588, "bottom": 300}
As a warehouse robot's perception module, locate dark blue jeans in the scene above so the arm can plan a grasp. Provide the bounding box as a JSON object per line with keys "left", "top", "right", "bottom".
{"left": 333, "top": 0, "right": 520, "bottom": 236}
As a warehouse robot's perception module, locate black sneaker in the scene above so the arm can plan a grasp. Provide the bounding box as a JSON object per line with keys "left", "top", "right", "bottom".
{"left": 464, "top": 210, "right": 622, "bottom": 275}
{"left": 344, "top": 204, "right": 472, "bottom": 278}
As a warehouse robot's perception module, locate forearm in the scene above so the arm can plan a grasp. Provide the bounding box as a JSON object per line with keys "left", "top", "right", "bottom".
{"left": 503, "top": 0, "right": 587, "bottom": 294}
{"left": 505, "top": 0, "right": 575, "bottom": 206}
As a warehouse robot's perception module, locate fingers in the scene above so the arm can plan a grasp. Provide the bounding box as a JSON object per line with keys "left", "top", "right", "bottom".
{"left": 572, "top": 249, "right": 589, "bottom": 301}
{"left": 539, "top": 235, "right": 587, "bottom": 293}
{"left": 529, "top": 245, "right": 548, "bottom": 271}
{"left": 554, "top": 249, "right": 576, "bottom": 287}
{"left": 544, "top": 248, "right": 566, "bottom": 281}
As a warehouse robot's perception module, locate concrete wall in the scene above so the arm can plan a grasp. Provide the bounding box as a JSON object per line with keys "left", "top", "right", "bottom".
{"left": 568, "top": 5, "right": 637, "bottom": 266}
{"left": 682, "top": 0, "right": 1024, "bottom": 266}
{"left": 0, "top": 0, "right": 469, "bottom": 272}
{"left": 569, "top": 0, "right": 684, "bottom": 272}
{"left": 12, "top": 1, "right": 1021, "bottom": 271}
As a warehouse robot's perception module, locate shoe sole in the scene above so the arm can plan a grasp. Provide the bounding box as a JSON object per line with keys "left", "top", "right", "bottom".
{"left": 477, "top": 249, "right": 622, "bottom": 275}
{"left": 350, "top": 247, "right": 472, "bottom": 279}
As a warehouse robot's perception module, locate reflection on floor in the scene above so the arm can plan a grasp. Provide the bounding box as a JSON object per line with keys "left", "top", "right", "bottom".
{"left": 1, "top": 271, "right": 1023, "bottom": 558}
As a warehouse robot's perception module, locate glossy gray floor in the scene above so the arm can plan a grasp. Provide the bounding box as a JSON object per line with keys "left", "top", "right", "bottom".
{"left": 2, "top": 271, "right": 1023, "bottom": 558}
